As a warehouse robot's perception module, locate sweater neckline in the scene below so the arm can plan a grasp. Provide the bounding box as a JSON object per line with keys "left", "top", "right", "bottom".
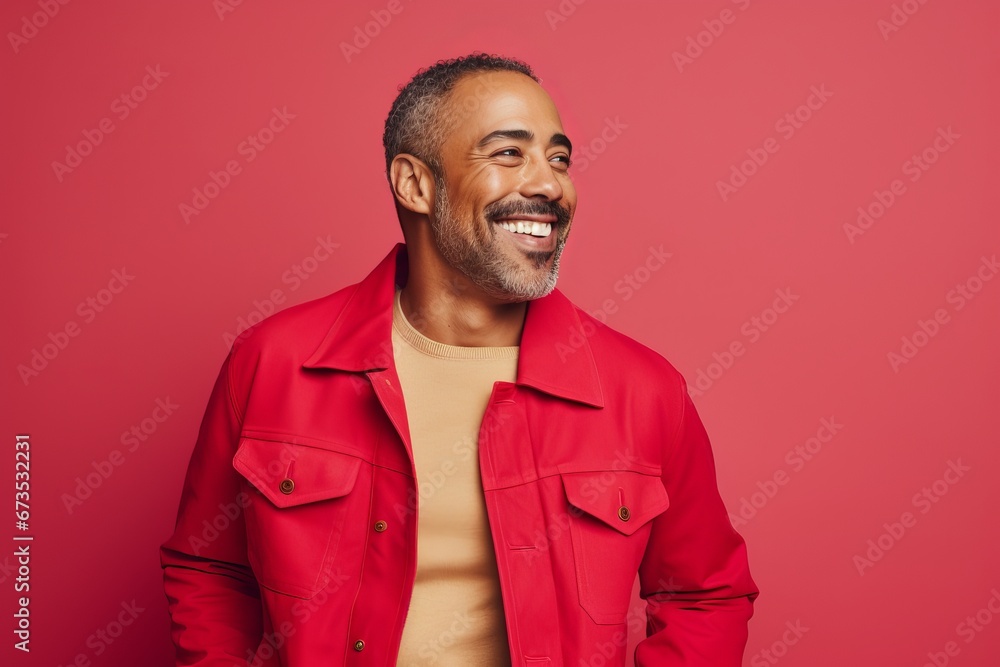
{"left": 392, "top": 287, "right": 520, "bottom": 360}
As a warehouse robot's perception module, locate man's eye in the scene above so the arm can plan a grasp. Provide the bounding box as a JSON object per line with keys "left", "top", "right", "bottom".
{"left": 495, "top": 149, "right": 520, "bottom": 157}
{"left": 551, "top": 154, "right": 572, "bottom": 168}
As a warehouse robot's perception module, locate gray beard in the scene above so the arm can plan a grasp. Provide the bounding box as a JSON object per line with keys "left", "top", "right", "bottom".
{"left": 429, "top": 180, "right": 566, "bottom": 303}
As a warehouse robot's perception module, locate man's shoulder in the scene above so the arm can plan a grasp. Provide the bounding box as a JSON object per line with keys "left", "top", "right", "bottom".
{"left": 558, "top": 293, "right": 686, "bottom": 388}
{"left": 228, "top": 278, "right": 359, "bottom": 360}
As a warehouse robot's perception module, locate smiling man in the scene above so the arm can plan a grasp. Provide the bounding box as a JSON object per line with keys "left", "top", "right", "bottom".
{"left": 160, "top": 53, "right": 758, "bottom": 666}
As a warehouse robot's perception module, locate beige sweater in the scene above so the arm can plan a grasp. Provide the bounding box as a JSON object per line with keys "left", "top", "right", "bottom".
{"left": 392, "top": 287, "right": 518, "bottom": 666}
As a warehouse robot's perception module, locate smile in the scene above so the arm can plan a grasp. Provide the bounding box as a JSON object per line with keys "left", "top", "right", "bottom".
{"left": 497, "top": 220, "right": 553, "bottom": 238}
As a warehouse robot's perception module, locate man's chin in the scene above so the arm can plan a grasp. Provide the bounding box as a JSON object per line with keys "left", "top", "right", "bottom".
{"left": 479, "top": 270, "right": 559, "bottom": 303}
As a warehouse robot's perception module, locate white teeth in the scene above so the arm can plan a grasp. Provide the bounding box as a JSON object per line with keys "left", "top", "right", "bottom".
{"left": 499, "top": 220, "right": 552, "bottom": 238}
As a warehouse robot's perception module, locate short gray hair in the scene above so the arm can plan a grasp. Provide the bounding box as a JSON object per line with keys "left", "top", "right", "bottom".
{"left": 382, "top": 53, "right": 538, "bottom": 183}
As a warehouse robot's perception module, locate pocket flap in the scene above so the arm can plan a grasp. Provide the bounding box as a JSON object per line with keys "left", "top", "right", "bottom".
{"left": 561, "top": 470, "right": 670, "bottom": 536}
{"left": 233, "top": 437, "right": 362, "bottom": 508}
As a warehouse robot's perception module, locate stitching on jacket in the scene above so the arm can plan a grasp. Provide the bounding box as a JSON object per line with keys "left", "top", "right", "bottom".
{"left": 226, "top": 351, "right": 245, "bottom": 424}
{"left": 662, "top": 372, "right": 689, "bottom": 472}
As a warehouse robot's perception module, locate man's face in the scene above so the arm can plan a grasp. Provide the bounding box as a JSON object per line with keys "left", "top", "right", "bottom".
{"left": 427, "top": 70, "right": 577, "bottom": 303}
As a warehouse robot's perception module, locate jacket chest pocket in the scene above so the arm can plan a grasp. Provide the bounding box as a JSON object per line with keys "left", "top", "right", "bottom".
{"left": 233, "top": 436, "right": 364, "bottom": 599}
{"left": 560, "top": 469, "right": 670, "bottom": 625}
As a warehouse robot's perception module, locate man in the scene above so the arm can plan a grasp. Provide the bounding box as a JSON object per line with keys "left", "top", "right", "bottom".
{"left": 160, "top": 53, "right": 758, "bottom": 666}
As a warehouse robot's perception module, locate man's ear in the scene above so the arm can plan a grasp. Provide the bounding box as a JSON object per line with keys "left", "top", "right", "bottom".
{"left": 389, "top": 153, "right": 435, "bottom": 216}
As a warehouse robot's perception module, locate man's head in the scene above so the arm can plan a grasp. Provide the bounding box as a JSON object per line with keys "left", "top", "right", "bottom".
{"left": 384, "top": 53, "right": 576, "bottom": 303}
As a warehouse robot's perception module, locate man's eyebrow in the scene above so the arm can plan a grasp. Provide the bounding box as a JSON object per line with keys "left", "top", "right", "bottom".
{"left": 551, "top": 132, "right": 572, "bottom": 154}
{"left": 476, "top": 129, "right": 573, "bottom": 154}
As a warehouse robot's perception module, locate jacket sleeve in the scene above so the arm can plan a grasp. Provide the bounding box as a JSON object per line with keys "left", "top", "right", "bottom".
{"left": 159, "top": 346, "right": 263, "bottom": 665}
{"left": 635, "top": 373, "right": 759, "bottom": 666}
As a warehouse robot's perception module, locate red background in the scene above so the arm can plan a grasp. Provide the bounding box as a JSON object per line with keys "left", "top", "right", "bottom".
{"left": 3, "top": 1, "right": 998, "bottom": 665}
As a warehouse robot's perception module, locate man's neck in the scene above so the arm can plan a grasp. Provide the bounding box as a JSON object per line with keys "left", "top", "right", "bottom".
{"left": 397, "top": 277, "right": 527, "bottom": 347}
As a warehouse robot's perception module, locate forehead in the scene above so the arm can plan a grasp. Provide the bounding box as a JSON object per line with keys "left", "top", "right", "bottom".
{"left": 442, "top": 70, "right": 564, "bottom": 145}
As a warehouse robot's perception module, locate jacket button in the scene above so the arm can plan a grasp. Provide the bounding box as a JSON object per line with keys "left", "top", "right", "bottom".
{"left": 618, "top": 505, "right": 631, "bottom": 521}
{"left": 279, "top": 478, "right": 295, "bottom": 494}
{"left": 374, "top": 520, "right": 387, "bottom": 532}
{"left": 353, "top": 639, "right": 365, "bottom": 651}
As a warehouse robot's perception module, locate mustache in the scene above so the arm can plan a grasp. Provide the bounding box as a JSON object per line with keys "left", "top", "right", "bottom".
{"left": 484, "top": 198, "right": 571, "bottom": 227}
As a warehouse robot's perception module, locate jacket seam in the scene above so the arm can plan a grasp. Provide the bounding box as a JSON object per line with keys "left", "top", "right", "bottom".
{"left": 236, "top": 432, "right": 369, "bottom": 461}
{"left": 227, "top": 350, "right": 245, "bottom": 425}
{"left": 487, "top": 468, "right": 663, "bottom": 493}
{"left": 662, "top": 372, "right": 688, "bottom": 472}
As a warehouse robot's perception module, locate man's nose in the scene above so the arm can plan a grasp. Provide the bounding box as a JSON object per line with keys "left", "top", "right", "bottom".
{"left": 517, "top": 153, "right": 564, "bottom": 202}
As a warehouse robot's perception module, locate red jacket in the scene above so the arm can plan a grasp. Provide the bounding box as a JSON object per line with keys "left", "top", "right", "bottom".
{"left": 159, "top": 242, "right": 759, "bottom": 666}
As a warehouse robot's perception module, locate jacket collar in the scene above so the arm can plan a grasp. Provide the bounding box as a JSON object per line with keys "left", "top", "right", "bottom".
{"left": 302, "top": 243, "right": 604, "bottom": 408}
